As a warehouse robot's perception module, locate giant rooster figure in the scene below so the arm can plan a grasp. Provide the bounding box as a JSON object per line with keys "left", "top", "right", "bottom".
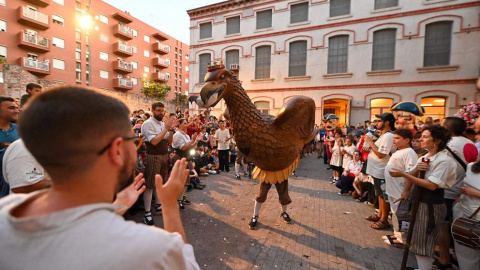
{"left": 191, "top": 61, "right": 316, "bottom": 229}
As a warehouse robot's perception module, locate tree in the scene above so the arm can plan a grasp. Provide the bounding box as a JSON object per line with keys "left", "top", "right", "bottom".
{"left": 141, "top": 80, "right": 170, "bottom": 100}
{"left": 0, "top": 57, "right": 6, "bottom": 64}
{"left": 173, "top": 92, "right": 188, "bottom": 105}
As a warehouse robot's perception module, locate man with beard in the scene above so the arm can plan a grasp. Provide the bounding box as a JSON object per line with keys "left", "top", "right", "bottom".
{"left": 0, "top": 86, "right": 200, "bottom": 269}
{"left": 141, "top": 101, "right": 179, "bottom": 225}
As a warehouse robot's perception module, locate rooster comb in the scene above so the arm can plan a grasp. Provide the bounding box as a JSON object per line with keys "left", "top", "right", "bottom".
{"left": 207, "top": 61, "right": 225, "bottom": 71}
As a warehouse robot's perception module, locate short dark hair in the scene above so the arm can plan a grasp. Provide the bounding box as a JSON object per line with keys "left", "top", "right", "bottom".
{"left": 394, "top": 129, "right": 413, "bottom": 141}
{"left": 218, "top": 120, "right": 225, "bottom": 123}
{"left": 0, "top": 96, "right": 15, "bottom": 105}
{"left": 422, "top": 126, "right": 452, "bottom": 151}
{"left": 19, "top": 86, "right": 131, "bottom": 177}
{"left": 26, "top": 83, "right": 42, "bottom": 91}
{"left": 443, "top": 117, "right": 467, "bottom": 136}
{"left": 151, "top": 102, "right": 165, "bottom": 111}
{"left": 464, "top": 128, "right": 475, "bottom": 136}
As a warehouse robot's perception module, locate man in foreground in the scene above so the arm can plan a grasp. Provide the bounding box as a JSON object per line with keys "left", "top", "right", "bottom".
{"left": 0, "top": 86, "right": 200, "bottom": 270}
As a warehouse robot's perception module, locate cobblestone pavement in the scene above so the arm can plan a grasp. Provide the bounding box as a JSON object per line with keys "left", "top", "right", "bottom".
{"left": 129, "top": 155, "right": 417, "bottom": 270}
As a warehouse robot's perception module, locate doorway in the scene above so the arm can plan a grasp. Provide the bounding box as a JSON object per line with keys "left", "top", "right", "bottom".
{"left": 323, "top": 98, "right": 350, "bottom": 126}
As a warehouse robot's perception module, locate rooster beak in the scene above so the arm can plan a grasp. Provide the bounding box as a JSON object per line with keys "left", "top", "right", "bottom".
{"left": 199, "top": 81, "right": 225, "bottom": 108}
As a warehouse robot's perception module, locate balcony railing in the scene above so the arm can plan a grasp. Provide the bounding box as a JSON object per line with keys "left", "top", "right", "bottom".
{"left": 23, "top": 57, "right": 49, "bottom": 71}
{"left": 118, "top": 78, "right": 133, "bottom": 87}
{"left": 22, "top": 6, "right": 49, "bottom": 25}
{"left": 157, "top": 43, "right": 170, "bottom": 52}
{"left": 118, "top": 24, "right": 132, "bottom": 36}
{"left": 153, "top": 72, "right": 169, "bottom": 81}
{"left": 230, "top": 64, "right": 239, "bottom": 71}
{"left": 118, "top": 61, "right": 132, "bottom": 71}
{"left": 22, "top": 32, "right": 49, "bottom": 48}
{"left": 153, "top": 57, "right": 170, "bottom": 68}
{"left": 118, "top": 42, "right": 133, "bottom": 53}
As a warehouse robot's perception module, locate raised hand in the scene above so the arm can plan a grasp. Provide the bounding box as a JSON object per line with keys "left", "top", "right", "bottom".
{"left": 113, "top": 173, "right": 146, "bottom": 215}
{"left": 155, "top": 158, "right": 190, "bottom": 207}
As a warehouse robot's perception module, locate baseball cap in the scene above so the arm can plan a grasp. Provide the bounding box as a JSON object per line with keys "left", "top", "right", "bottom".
{"left": 375, "top": 113, "right": 395, "bottom": 124}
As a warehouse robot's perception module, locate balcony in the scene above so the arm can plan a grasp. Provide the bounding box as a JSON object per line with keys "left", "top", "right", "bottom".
{"left": 17, "top": 6, "right": 50, "bottom": 30}
{"left": 113, "top": 78, "right": 133, "bottom": 90}
{"left": 113, "top": 24, "right": 133, "bottom": 40}
{"left": 229, "top": 64, "right": 239, "bottom": 71}
{"left": 22, "top": 0, "right": 49, "bottom": 7}
{"left": 152, "top": 42, "right": 170, "bottom": 55}
{"left": 152, "top": 57, "right": 170, "bottom": 68}
{"left": 152, "top": 72, "right": 169, "bottom": 82}
{"left": 19, "top": 57, "right": 50, "bottom": 76}
{"left": 153, "top": 32, "right": 168, "bottom": 41}
{"left": 112, "top": 12, "right": 133, "bottom": 24}
{"left": 17, "top": 31, "right": 50, "bottom": 52}
{"left": 113, "top": 60, "right": 133, "bottom": 73}
{"left": 113, "top": 42, "right": 133, "bottom": 57}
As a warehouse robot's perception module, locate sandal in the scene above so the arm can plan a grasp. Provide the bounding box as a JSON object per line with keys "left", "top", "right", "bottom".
{"left": 371, "top": 221, "right": 389, "bottom": 230}
{"left": 365, "top": 214, "right": 381, "bottom": 222}
{"left": 383, "top": 235, "right": 404, "bottom": 249}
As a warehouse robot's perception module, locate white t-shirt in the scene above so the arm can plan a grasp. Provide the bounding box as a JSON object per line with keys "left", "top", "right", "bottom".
{"left": 172, "top": 131, "right": 191, "bottom": 151}
{"left": 366, "top": 132, "right": 394, "bottom": 179}
{"left": 456, "top": 163, "right": 480, "bottom": 220}
{"left": 2, "top": 139, "right": 47, "bottom": 192}
{"left": 330, "top": 145, "right": 343, "bottom": 167}
{"left": 215, "top": 129, "right": 230, "bottom": 150}
{"left": 342, "top": 144, "right": 357, "bottom": 168}
{"left": 413, "top": 150, "right": 456, "bottom": 189}
{"left": 0, "top": 192, "right": 200, "bottom": 270}
{"left": 384, "top": 147, "right": 418, "bottom": 199}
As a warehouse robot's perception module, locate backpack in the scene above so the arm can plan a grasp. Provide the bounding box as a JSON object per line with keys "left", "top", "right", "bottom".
{"left": 0, "top": 148, "right": 10, "bottom": 198}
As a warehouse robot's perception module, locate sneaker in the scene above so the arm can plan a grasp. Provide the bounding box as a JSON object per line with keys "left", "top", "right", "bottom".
{"left": 178, "top": 201, "right": 186, "bottom": 211}
{"left": 143, "top": 211, "right": 154, "bottom": 226}
{"left": 154, "top": 204, "right": 162, "bottom": 215}
{"left": 209, "top": 170, "right": 218, "bottom": 174}
{"left": 183, "top": 199, "right": 191, "bottom": 205}
{"left": 243, "top": 172, "right": 248, "bottom": 176}
{"left": 235, "top": 173, "right": 241, "bottom": 180}
{"left": 249, "top": 215, "right": 258, "bottom": 229}
{"left": 281, "top": 212, "right": 292, "bottom": 224}
{"left": 200, "top": 172, "right": 209, "bottom": 176}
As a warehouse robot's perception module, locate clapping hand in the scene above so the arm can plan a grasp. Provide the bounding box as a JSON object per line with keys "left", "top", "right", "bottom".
{"left": 113, "top": 173, "right": 146, "bottom": 215}
{"left": 156, "top": 158, "right": 190, "bottom": 207}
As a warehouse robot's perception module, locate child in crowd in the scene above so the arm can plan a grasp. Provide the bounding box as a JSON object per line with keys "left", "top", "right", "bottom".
{"left": 383, "top": 129, "right": 418, "bottom": 247}
{"left": 412, "top": 132, "right": 428, "bottom": 158}
{"left": 209, "top": 128, "right": 217, "bottom": 149}
{"left": 342, "top": 135, "right": 357, "bottom": 169}
{"left": 329, "top": 137, "right": 344, "bottom": 183}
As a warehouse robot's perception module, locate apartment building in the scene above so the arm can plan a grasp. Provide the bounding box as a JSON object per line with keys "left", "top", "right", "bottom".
{"left": 0, "top": 0, "right": 189, "bottom": 98}
{"left": 188, "top": 0, "right": 479, "bottom": 125}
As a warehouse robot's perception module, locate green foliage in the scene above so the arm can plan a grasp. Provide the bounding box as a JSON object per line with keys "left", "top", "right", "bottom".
{"left": 173, "top": 92, "right": 188, "bottom": 104}
{"left": 0, "top": 57, "right": 6, "bottom": 64}
{"left": 141, "top": 80, "right": 171, "bottom": 100}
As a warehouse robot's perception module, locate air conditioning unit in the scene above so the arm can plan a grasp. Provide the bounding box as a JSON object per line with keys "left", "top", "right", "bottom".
{"left": 230, "top": 64, "right": 239, "bottom": 71}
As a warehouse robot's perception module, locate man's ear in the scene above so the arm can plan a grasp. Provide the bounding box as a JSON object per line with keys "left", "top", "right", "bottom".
{"left": 108, "top": 137, "right": 124, "bottom": 166}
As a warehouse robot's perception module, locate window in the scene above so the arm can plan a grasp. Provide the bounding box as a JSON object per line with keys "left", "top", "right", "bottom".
{"left": 200, "top": 22, "right": 212, "bottom": 39}
{"left": 52, "top": 37, "right": 65, "bottom": 48}
{"left": 52, "top": 0, "right": 64, "bottom": 5}
{"left": 53, "top": 59, "right": 65, "bottom": 70}
{"left": 185, "top": 54, "right": 189, "bottom": 60}
{"left": 255, "top": 46, "right": 271, "bottom": 79}
{"left": 144, "top": 50, "right": 150, "bottom": 58}
{"left": 420, "top": 97, "right": 445, "bottom": 121}
{"left": 256, "top": 10, "right": 272, "bottom": 30}
{"left": 76, "top": 62, "right": 81, "bottom": 70}
{"left": 330, "top": 0, "right": 350, "bottom": 17}
{"left": 131, "top": 29, "right": 138, "bottom": 37}
{"left": 374, "top": 0, "right": 398, "bottom": 10}
{"left": 99, "top": 15, "right": 108, "bottom": 24}
{"left": 52, "top": 15, "right": 65, "bottom": 26}
{"left": 99, "top": 52, "right": 108, "bottom": 61}
{"left": 185, "top": 66, "right": 189, "bottom": 72}
{"left": 370, "top": 98, "right": 393, "bottom": 121}
{"left": 75, "top": 30, "right": 81, "bottom": 41}
{"left": 75, "top": 51, "right": 81, "bottom": 60}
{"left": 76, "top": 71, "right": 81, "bottom": 82}
{"left": 132, "top": 78, "right": 138, "bottom": 85}
{"left": 100, "top": 34, "right": 109, "bottom": 43}
{"left": 198, "top": 53, "right": 211, "bottom": 83}
{"left": 131, "top": 45, "right": 138, "bottom": 54}
{"left": 144, "top": 35, "right": 150, "bottom": 43}
{"left": 372, "top": 29, "right": 396, "bottom": 71}
{"left": 185, "top": 78, "right": 189, "bottom": 84}
{"left": 100, "top": 70, "right": 108, "bottom": 79}
{"left": 144, "top": 65, "right": 150, "bottom": 73}
{"left": 289, "top": 41, "right": 307, "bottom": 77}
{"left": 424, "top": 21, "right": 452, "bottom": 67}
{"left": 129, "top": 61, "right": 136, "bottom": 70}
{"left": 0, "top": 0, "right": 4, "bottom": 6}
{"left": 0, "top": 71, "right": 3, "bottom": 83}
{"left": 254, "top": 101, "right": 270, "bottom": 114}
{"left": 290, "top": 2, "right": 309, "bottom": 24}
{"left": 0, "top": 20, "right": 6, "bottom": 32}
{"left": 327, "top": 35, "right": 349, "bottom": 74}
{"left": 225, "top": 50, "right": 239, "bottom": 70}
{"left": 226, "top": 16, "right": 240, "bottom": 35}
{"left": 75, "top": 1, "right": 81, "bottom": 9}
{"left": 76, "top": 42, "right": 81, "bottom": 50}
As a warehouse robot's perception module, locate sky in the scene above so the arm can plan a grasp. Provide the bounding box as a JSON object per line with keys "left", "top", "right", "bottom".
{"left": 102, "top": 0, "right": 223, "bottom": 45}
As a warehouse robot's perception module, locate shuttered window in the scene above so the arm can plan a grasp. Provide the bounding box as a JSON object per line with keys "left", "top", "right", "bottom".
{"left": 374, "top": 0, "right": 398, "bottom": 10}
{"left": 289, "top": 41, "right": 307, "bottom": 77}
{"left": 199, "top": 53, "right": 211, "bottom": 83}
{"left": 424, "top": 21, "right": 452, "bottom": 67}
{"left": 255, "top": 46, "right": 271, "bottom": 79}
{"left": 256, "top": 10, "right": 272, "bottom": 30}
{"left": 330, "top": 0, "right": 350, "bottom": 17}
{"left": 199, "top": 22, "right": 212, "bottom": 39}
{"left": 372, "top": 29, "right": 396, "bottom": 71}
{"left": 226, "top": 16, "right": 240, "bottom": 35}
{"left": 290, "top": 2, "right": 308, "bottom": 24}
{"left": 225, "top": 50, "right": 239, "bottom": 70}
{"left": 327, "top": 35, "right": 349, "bottom": 74}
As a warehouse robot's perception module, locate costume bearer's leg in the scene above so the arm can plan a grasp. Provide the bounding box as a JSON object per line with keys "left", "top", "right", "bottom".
{"left": 275, "top": 180, "right": 292, "bottom": 223}
{"left": 249, "top": 182, "right": 272, "bottom": 229}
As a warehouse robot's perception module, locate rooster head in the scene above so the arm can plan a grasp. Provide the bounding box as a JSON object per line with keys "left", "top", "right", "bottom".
{"left": 197, "top": 63, "right": 237, "bottom": 109}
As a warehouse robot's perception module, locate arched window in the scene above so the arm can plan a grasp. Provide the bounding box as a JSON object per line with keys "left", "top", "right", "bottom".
{"left": 289, "top": 41, "right": 307, "bottom": 77}
{"left": 255, "top": 46, "right": 271, "bottom": 79}
{"left": 254, "top": 101, "right": 269, "bottom": 115}
{"left": 370, "top": 98, "right": 393, "bottom": 121}
{"left": 225, "top": 49, "right": 239, "bottom": 71}
{"left": 420, "top": 97, "right": 445, "bottom": 122}
{"left": 198, "top": 53, "right": 211, "bottom": 83}
{"left": 424, "top": 21, "right": 452, "bottom": 67}
{"left": 328, "top": 35, "right": 349, "bottom": 74}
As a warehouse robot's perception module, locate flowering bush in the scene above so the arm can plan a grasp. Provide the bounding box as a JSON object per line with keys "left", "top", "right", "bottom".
{"left": 454, "top": 102, "right": 480, "bottom": 126}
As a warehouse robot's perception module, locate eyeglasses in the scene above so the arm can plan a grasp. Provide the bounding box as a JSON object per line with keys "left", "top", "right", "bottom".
{"left": 97, "top": 136, "right": 137, "bottom": 155}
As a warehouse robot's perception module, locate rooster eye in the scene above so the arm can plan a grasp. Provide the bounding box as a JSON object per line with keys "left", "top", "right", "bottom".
{"left": 220, "top": 75, "right": 225, "bottom": 79}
